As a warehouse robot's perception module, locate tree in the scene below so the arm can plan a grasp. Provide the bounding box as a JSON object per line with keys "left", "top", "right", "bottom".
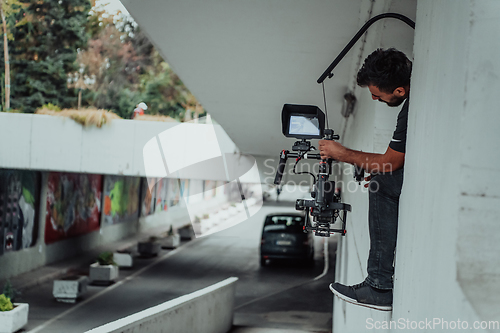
{"left": 6, "top": 0, "right": 91, "bottom": 113}
{"left": 0, "top": 0, "right": 23, "bottom": 111}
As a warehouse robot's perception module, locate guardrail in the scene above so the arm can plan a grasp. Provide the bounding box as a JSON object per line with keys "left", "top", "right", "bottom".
{"left": 85, "top": 277, "right": 238, "bottom": 333}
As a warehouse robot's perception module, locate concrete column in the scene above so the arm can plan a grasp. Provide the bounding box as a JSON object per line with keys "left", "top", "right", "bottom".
{"left": 394, "top": 0, "right": 500, "bottom": 330}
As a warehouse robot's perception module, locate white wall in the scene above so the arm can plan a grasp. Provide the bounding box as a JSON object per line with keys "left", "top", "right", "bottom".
{"left": 0, "top": 114, "right": 239, "bottom": 179}
{"left": 394, "top": 0, "right": 500, "bottom": 331}
{"left": 85, "top": 277, "right": 237, "bottom": 333}
{"left": 333, "top": 0, "right": 500, "bottom": 332}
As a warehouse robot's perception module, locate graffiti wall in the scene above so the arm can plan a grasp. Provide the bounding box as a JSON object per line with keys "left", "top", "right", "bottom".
{"left": 140, "top": 178, "right": 192, "bottom": 216}
{"left": 155, "top": 178, "right": 168, "bottom": 212}
{"left": 141, "top": 178, "right": 156, "bottom": 217}
{"left": 45, "top": 173, "right": 102, "bottom": 244}
{"left": 0, "top": 169, "right": 40, "bottom": 255}
{"left": 102, "top": 176, "right": 141, "bottom": 226}
{"left": 167, "top": 178, "right": 181, "bottom": 208}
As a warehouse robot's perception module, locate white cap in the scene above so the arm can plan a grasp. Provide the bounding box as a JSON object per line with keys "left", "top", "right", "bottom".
{"left": 138, "top": 102, "right": 148, "bottom": 110}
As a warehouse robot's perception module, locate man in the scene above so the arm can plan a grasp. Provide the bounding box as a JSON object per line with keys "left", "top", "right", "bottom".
{"left": 319, "top": 48, "right": 411, "bottom": 311}
{"left": 133, "top": 102, "right": 148, "bottom": 119}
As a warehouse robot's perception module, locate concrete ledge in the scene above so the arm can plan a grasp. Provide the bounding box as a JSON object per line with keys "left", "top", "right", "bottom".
{"left": 85, "top": 277, "right": 238, "bottom": 333}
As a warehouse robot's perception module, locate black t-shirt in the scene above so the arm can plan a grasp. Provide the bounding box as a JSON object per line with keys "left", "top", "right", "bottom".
{"left": 388, "top": 98, "right": 409, "bottom": 153}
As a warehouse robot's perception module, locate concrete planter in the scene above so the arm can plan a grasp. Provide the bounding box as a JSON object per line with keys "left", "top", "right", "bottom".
{"left": 89, "top": 263, "right": 119, "bottom": 285}
{"left": 53, "top": 275, "right": 89, "bottom": 303}
{"left": 138, "top": 240, "right": 161, "bottom": 257}
{"left": 113, "top": 252, "right": 133, "bottom": 268}
{"left": 178, "top": 225, "right": 195, "bottom": 240}
{"left": 0, "top": 303, "right": 29, "bottom": 333}
{"left": 161, "top": 234, "right": 180, "bottom": 249}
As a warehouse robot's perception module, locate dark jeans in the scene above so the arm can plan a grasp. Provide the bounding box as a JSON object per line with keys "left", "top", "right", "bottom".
{"left": 365, "top": 168, "right": 404, "bottom": 290}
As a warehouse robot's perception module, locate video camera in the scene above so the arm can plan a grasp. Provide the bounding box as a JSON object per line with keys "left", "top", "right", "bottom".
{"left": 273, "top": 104, "right": 351, "bottom": 237}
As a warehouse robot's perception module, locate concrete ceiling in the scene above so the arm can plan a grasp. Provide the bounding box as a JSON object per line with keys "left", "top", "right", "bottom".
{"left": 121, "top": 0, "right": 415, "bottom": 157}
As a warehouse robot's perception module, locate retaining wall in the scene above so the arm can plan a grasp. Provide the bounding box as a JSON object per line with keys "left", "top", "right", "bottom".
{"left": 85, "top": 277, "right": 238, "bottom": 333}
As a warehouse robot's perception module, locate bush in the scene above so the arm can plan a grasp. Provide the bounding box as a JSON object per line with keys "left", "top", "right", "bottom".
{"left": 2, "top": 281, "right": 20, "bottom": 303}
{"left": 41, "top": 103, "right": 61, "bottom": 112}
{"left": 96, "top": 252, "right": 116, "bottom": 266}
{"left": 0, "top": 294, "right": 13, "bottom": 312}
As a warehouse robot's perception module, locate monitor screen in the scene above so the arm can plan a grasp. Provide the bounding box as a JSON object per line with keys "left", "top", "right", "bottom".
{"left": 288, "top": 115, "right": 320, "bottom": 136}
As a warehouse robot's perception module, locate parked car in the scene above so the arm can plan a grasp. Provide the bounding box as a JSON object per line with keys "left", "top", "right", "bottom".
{"left": 260, "top": 212, "right": 314, "bottom": 266}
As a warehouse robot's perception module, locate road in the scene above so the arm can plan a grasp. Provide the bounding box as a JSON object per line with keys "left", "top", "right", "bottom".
{"left": 22, "top": 203, "right": 337, "bottom": 333}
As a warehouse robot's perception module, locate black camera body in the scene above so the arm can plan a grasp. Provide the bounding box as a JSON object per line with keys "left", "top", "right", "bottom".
{"left": 274, "top": 104, "right": 351, "bottom": 237}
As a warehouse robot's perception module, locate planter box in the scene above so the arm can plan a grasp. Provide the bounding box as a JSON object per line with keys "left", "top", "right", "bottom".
{"left": 138, "top": 241, "right": 161, "bottom": 257}
{"left": 161, "top": 234, "right": 180, "bottom": 249}
{"left": 0, "top": 303, "right": 29, "bottom": 333}
{"left": 113, "top": 252, "right": 133, "bottom": 268}
{"left": 53, "top": 275, "right": 89, "bottom": 303}
{"left": 89, "top": 263, "right": 119, "bottom": 285}
{"left": 178, "top": 226, "right": 195, "bottom": 240}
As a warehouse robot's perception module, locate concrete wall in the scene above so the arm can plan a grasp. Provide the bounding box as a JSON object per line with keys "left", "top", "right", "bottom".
{"left": 85, "top": 277, "right": 237, "bottom": 333}
{"left": 0, "top": 113, "right": 239, "bottom": 179}
{"left": 394, "top": 0, "right": 500, "bottom": 330}
{"left": 0, "top": 172, "right": 230, "bottom": 281}
{"left": 332, "top": 0, "right": 500, "bottom": 332}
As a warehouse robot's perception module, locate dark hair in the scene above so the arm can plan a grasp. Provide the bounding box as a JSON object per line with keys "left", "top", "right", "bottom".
{"left": 356, "top": 48, "right": 412, "bottom": 93}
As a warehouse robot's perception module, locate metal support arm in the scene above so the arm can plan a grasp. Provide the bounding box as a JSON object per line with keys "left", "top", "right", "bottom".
{"left": 317, "top": 13, "right": 416, "bottom": 84}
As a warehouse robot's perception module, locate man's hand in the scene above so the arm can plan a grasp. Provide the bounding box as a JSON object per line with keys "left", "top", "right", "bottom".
{"left": 318, "top": 141, "right": 405, "bottom": 173}
{"left": 318, "top": 140, "right": 346, "bottom": 160}
{"left": 363, "top": 175, "right": 372, "bottom": 188}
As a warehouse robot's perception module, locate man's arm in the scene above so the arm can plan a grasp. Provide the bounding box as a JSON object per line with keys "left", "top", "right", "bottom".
{"left": 318, "top": 140, "right": 405, "bottom": 173}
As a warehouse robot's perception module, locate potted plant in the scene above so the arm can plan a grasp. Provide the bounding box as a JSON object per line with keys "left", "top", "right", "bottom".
{"left": 161, "top": 225, "right": 180, "bottom": 249}
{"left": 89, "top": 252, "right": 119, "bottom": 285}
{"left": 52, "top": 274, "right": 89, "bottom": 303}
{"left": 138, "top": 236, "right": 161, "bottom": 257}
{"left": 113, "top": 250, "right": 134, "bottom": 268}
{"left": 178, "top": 224, "right": 195, "bottom": 240}
{"left": 0, "top": 282, "right": 28, "bottom": 333}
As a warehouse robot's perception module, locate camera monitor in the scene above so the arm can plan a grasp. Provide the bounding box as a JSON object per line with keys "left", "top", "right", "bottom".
{"left": 281, "top": 104, "right": 325, "bottom": 139}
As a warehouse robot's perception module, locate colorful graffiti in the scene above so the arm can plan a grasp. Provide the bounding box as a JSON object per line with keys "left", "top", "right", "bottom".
{"left": 102, "top": 176, "right": 141, "bottom": 225}
{"left": 155, "top": 178, "right": 168, "bottom": 212}
{"left": 141, "top": 178, "right": 155, "bottom": 217}
{"left": 45, "top": 173, "right": 102, "bottom": 244}
{"left": 0, "top": 169, "right": 40, "bottom": 255}
{"left": 168, "top": 178, "right": 181, "bottom": 208}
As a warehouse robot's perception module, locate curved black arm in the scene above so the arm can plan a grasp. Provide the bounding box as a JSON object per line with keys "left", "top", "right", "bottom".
{"left": 317, "top": 13, "right": 415, "bottom": 84}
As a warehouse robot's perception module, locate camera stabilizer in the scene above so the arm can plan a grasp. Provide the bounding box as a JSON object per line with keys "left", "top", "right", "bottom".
{"left": 274, "top": 105, "right": 351, "bottom": 237}
{"left": 272, "top": 13, "right": 415, "bottom": 238}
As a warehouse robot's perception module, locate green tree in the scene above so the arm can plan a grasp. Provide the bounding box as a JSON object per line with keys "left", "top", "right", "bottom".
{"left": 78, "top": 7, "right": 204, "bottom": 119}
{"left": 6, "top": 0, "right": 91, "bottom": 113}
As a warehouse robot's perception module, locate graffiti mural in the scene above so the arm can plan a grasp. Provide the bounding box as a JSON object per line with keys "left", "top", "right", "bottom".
{"left": 141, "top": 178, "right": 156, "bottom": 217}
{"left": 45, "top": 173, "right": 102, "bottom": 244}
{"left": 155, "top": 178, "right": 168, "bottom": 212}
{"left": 0, "top": 169, "right": 40, "bottom": 255}
{"left": 168, "top": 178, "right": 181, "bottom": 208}
{"left": 102, "top": 176, "right": 141, "bottom": 226}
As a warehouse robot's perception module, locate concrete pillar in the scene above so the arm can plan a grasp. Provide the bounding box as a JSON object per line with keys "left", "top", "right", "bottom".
{"left": 394, "top": 0, "right": 500, "bottom": 330}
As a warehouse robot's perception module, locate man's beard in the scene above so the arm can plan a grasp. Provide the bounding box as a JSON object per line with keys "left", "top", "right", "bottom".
{"left": 381, "top": 95, "right": 406, "bottom": 107}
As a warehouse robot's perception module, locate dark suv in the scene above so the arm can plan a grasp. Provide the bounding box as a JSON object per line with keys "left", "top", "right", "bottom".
{"left": 260, "top": 213, "right": 314, "bottom": 266}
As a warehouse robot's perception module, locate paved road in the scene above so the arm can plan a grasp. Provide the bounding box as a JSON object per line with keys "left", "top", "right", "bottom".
{"left": 22, "top": 203, "right": 337, "bottom": 333}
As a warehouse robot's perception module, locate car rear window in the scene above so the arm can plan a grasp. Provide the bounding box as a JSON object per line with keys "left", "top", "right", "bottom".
{"left": 263, "top": 215, "right": 304, "bottom": 233}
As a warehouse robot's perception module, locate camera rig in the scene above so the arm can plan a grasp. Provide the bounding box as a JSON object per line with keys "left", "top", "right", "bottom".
{"left": 274, "top": 104, "right": 351, "bottom": 237}
{"left": 271, "top": 13, "right": 415, "bottom": 237}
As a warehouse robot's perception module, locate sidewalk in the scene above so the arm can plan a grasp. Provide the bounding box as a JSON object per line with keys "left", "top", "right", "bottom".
{"left": 1, "top": 222, "right": 179, "bottom": 293}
